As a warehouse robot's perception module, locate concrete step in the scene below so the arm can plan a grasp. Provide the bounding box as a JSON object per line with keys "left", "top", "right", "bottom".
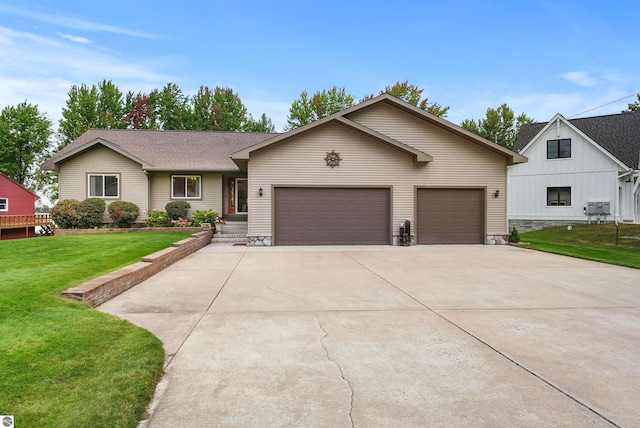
{"left": 212, "top": 236, "right": 248, "bottom": 243}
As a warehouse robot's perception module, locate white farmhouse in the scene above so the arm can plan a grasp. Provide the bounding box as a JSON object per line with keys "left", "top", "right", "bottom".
{"left": 508, "top": 112, "right": 640, "bottom": 232}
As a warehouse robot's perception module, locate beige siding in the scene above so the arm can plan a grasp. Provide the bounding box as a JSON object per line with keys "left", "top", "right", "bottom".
{"left": 149, "top": 172, "right": 222, "bottom": 217}
{"left": 58, "top": 146, "right": 148, "bottom": 222}
{"left": 248, "top": 109, "right": 508, "bottom": 238}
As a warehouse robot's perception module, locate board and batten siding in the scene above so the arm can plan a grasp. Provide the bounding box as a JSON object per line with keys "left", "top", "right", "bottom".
{"left": 149, "top": 172, "right": 223, "bottom": 216}
{"left": 508, "top": 119, "right": 625, "bottom": 220}
{"left": 248, "top": 109, "right": 508, "bottom": 238}
{"left": 58, "top": 146, "right": 149, "bottom": 221}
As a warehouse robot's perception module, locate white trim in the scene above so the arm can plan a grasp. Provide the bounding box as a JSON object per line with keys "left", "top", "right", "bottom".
{"left": 88, "top": 174, "right": 120, "bottom": 198}
{"left": 0, "top": 197, "right": 8, "bottom": 211}
{"left": 171, "top": 175, "right": 202, "bottom": 199}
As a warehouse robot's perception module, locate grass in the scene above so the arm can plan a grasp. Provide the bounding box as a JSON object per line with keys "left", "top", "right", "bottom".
{"left": 518, "top": 223, "right": 640, "bottom": 269}
{"left": 0, "top": 231, "right": 192, "bottom": 427}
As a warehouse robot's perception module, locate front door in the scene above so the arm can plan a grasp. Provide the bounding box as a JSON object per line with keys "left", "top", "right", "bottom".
{"left": 228, "top": 178, "right": 248, "bottom": 214}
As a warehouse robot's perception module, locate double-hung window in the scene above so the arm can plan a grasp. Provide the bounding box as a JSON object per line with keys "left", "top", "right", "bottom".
{"left": 547, "top": 187, "right": 571, "bottom": 206}
{"left": 547, "top": 138, "right": 571, "bottom": 159}
{"left": 0, "top": 198, "right": 7, "bottom": 211}
{"left": 172, "top": 175, "right": 201, "bottom": 199}
{"left": 88, "top": 174, "right": 119, "bottom": 198}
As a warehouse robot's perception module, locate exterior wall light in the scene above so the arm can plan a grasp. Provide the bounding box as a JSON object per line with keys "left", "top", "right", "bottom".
{"left": 494, "top": 189, "right": 500, "bottom": 198}
{"left": 259, "top": 187, "right": 263, "bottom": 197}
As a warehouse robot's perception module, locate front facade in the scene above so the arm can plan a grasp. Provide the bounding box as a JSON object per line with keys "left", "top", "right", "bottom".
{"left": 43, "top": 95, "right": 526, "bottom": 245}
{"left": 509, "top": 112, "right": 640, "bottom": 232}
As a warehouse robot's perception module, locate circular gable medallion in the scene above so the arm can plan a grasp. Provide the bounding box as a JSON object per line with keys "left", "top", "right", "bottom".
{"left": 324, "top": 150, "right": 342, "bottom": 168}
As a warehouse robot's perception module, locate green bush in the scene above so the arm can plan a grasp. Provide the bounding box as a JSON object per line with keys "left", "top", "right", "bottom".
{"left": 145, "top": 210, "right": 170, "bottom": 227}
{"left": 165, "top": 201, "right": 191, "bottom": 221}
{"left": 108, "top": 201, "right": 140, "bottom": 228}
{"left": 509, "top": 227, "right": 520, "bottom": 243}
{"left": 190, "top": 209, "right": 218, "bottom": 227}
{"left": 77, "top": 198, "right": 106, "bottom": 228}
{"left": 51, "top": 199, "right": 81, "bottom": 229}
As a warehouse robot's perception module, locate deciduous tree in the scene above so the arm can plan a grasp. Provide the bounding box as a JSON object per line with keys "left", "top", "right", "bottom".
{"left": 285, "top": 87, "right": 355, "bottom": 130}
{"left": 363, "top": 80, "right": 450, "bottom": 117}
{"left": 460, "top": 103, "right": 534, "bottom": 150}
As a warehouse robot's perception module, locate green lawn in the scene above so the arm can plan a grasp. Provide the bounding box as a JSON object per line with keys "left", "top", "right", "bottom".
{"left": 518, "top": 223, "right": 640, "bottom": 269}
{"left": 0, "top": 232, "right": 192, "bottom": 427}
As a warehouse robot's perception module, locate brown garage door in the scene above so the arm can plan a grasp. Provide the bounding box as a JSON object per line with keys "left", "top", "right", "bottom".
{"left": 417, "top": 188, "right": 484, "bottom": 244}
{"left": 274, "top": 188, "right": 390, "bottom": 245}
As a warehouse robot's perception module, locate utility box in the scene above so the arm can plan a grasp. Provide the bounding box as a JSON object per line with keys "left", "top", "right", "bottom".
{"left": 603, "top": 201, "right": 611, "bottom": 215}
{"left": 588, "top": 202, "right": 596, "bottom": 215}
{"left": 595, "top": 201, "right": 604, "bottom": 214}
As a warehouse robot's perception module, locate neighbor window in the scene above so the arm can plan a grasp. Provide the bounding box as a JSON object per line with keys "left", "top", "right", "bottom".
{"left": 547, "top": 187, "right": 571, "bottom": 206}
{"left": 547, "top": 138, "right": 571, "bottom": 159}
{"left": 88, "top": 174, "right": 119, "bottom": 198}
{"left": 0, "top": 198, "right": 7, "bottom": 211}
{"left": 172, "top": 175, "right": 201, "bottom": 199}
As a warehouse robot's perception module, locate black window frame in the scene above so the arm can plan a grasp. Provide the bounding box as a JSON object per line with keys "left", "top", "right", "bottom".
{"left": 547, "top": 138, "right": 571, "bottom": 159}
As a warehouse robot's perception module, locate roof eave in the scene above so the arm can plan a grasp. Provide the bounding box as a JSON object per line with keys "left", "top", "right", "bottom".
{"left": 41, "top": 138, "right": 149, "bottom": 170}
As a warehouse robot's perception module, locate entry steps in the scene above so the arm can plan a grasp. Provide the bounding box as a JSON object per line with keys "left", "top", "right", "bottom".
{"left": 211, "top": 220, "right": 248, "bottom": 244}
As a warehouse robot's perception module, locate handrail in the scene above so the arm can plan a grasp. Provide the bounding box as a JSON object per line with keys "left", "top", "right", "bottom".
{"left": 0, "top": 214, "right": 54, "bottom": 229}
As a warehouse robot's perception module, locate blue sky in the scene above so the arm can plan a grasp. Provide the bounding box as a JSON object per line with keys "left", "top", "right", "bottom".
{"left": 1, "top": 0, "right": 639, "bottom": 131}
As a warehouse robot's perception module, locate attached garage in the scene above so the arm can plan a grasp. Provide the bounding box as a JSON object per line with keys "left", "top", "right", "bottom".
{"left": 274, "top": 187, "right": 390, "bottom": 245}
{"left": 417, "top": 188, "right": 484, "bottom": 244}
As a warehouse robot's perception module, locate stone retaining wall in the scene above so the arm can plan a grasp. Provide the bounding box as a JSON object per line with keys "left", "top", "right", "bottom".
{"left": 55, "top": 226, "right": 205, "bottom": 235}
{"left": 62, "top": 230, "right": 213, "bottom": 307}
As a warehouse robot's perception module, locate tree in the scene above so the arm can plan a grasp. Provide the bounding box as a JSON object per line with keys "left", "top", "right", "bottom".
{"left": 58, "top": 80, "right": 126, "bottom": 148}
{"left": 210, "top": 86, "right": 249, "bottom": 131}
{"left": 244, "top": 113, "right": 276, "bottom": 132}
{"left": 363, "top": 80, "right": 450, "bottom": 117}
{"left": 625, "top": 93, "right": 640, "bottom": 112}
{"left": 460, "top": 103, "right": 534, "bottom": 150}
{"left": 286, "top": 87, "right": 355, "bottom": 130}
{"left": 153, "top": 83, "right": 191, "bottom": 130}
{"left": 0, "top": 101, "right": 53, "bottom": 191}
{"left": 124, "top": 92, "right": 157, "bottom": 129}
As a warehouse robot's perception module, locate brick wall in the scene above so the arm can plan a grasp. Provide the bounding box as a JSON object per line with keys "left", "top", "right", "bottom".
{"left": 62, "top": 230, "right": 213, "bottom": 307}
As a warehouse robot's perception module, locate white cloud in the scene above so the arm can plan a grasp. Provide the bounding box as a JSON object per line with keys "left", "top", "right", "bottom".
{"left": 560, "top": 71, "right": 597, "bottom": 87}
{"left": 59, "top": 33, "right": 92, "bottom": 44}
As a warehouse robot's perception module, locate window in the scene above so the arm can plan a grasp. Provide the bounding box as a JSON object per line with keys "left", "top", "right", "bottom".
{"left": 547, "top": 187, "right": 571, "bottom": 206}
{"left": 547, "top": 138, "right": 571, "bottom": 159}
{"left": 88, "top": 174, "right": 119, "bottom": 198}
{"left": 0, "top": 198, "right": 7, "bottom": 211}
{"left": 172, "top": 175, "right": 201, "bottom": 199}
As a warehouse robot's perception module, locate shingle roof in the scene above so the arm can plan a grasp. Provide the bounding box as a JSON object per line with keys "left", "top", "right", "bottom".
{"left": 515, "top": 112, "right": 640, "bottom": 169}
{"left": 42, "top": 129, "right": 280, "bottom": 171}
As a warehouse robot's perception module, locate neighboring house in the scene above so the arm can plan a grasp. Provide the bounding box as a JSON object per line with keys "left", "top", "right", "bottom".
{"left": 508, "top": 112, "right": 640, "bottom": 232}
{"left": 42, "top": 94, "right": 526, "bottom": 245}
{"left": 0, "top": 172, "right": 39, "bottom": 239}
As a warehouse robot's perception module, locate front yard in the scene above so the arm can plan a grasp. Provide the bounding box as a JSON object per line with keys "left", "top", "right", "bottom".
{"left": 0, "top": 232, "right": 191, "bottom": 427}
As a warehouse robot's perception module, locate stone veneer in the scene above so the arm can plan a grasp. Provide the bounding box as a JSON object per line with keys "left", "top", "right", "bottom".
{"left": 509, "top": 219, "right": 592, "bottom": 233}
{"left": 248, "top": 234, "right": 508, "bottom": 245}
{"left": 62, "top": 230, "right": 213, "bottom": 307}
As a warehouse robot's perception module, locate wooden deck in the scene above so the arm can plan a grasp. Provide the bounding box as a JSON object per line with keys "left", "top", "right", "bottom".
{"left": 0, "top": 214, "right": 54, "bottom": 239}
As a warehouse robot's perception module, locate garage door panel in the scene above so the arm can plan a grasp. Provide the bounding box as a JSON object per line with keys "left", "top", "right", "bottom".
{"left": 275, "top": 188, "right": 389, "bottom": 245}
{"left": 417, "top": 188, "right": 484, "bottom": 244}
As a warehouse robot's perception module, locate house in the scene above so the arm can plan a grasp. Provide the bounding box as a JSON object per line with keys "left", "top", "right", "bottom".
{"left": 42, "top": 94, "right": 526, "bottom": 245}
{"left": 508, "top": 112, "right": 640, "bottom": 232}
{"left": 0, "top": 172, "right": 39, "bottom": 239}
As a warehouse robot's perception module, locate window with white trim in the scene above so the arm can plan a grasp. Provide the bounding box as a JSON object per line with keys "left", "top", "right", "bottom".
{"left": 547, "top": 138, "right": 571, "bottom": 159}
{"left": 0, "top": 198, "right": 7, "bottom": 211}
{"left": 88, "top": 174, "right": 119, "bottom": 198}
{"left": 547, "top": 187, "right": 571, "bottom": 206}
{"left": 172, "top": 175, "right": 201, "bottom": 199}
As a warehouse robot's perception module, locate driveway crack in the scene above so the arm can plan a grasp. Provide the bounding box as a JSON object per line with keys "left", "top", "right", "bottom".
{"left": 314, "top": 312, "right": 354, "bottom": 428}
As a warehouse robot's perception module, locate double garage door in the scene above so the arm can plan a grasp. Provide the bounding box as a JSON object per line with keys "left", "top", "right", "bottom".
{"left": 273, "top": 187, "right": 484, "bottom": 245}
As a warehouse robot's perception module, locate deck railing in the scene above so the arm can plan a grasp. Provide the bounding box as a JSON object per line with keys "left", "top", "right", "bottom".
{"left": 0, "top": 214, "right": 54, "bottom": 229}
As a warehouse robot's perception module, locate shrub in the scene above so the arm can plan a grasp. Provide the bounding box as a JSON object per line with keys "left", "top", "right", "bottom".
{"left": 190, "top": 210, "right": 218, "bottom": 227}
{"left": 165, "top": 201, "right": 191, "bottom": 221}
{"left": 509, "top": 227, "right": 520, "bottom": 243}
{"left": 145, "top": 210, "right": 170, "bottom": 227}
{"left": 77, "top": 198, "right": 106, "bottom": 228}
{"left": 108, "top": 201, "right": 140, "bottom": 228}
{"left": 51, "top": 199, "right": 81, "bottom": 229}
{"left": 172, "top": 217, "right": 192, "bottom": 227}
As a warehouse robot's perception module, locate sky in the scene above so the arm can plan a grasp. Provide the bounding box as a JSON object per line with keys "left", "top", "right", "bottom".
{"left": 1, "top": 0, "right": 639, "bottom": 132}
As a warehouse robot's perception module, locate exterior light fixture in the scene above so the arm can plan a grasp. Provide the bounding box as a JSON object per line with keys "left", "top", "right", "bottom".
{"left": 259, "top": 187, "right": 263, "bottom": 197}
{"left": 494, "top": 189, "right": 500, "bottom": 198}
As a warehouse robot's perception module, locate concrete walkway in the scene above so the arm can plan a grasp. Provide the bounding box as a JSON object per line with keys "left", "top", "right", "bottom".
{"left": 98, "top": 245, "right": 640, "bottom": 427}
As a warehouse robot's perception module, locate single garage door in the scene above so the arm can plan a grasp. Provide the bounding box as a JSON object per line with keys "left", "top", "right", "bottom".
{"left": 417, "top": 188, "right": 484, "bottom": 244}
{"left": 274, "top": 187, "right": 390, "bottom": 245}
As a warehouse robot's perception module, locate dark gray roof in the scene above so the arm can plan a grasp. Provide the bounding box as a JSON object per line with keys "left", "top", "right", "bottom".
{"left": 42, "top": 129, "right": 280, "bottom": 171}
{"left": 515, "top": 112, "right": 640, "bottom": 169}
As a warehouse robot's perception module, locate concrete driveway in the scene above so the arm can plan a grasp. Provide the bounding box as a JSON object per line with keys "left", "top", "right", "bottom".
{"left": 98, "top": 245, "right": 640, "bottom": 427}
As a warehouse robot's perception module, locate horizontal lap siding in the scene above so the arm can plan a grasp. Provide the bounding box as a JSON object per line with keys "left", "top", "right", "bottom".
{"left": 149, "top": 172, "right": 222, "bottom": 216}
{"left": 58, "top": 146, "right": 148, "bottom": 221}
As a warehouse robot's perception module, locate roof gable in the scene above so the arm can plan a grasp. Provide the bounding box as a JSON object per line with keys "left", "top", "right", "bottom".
{"left": 0, "top": 173, "right": 39, "bottom": 199}
{"left": 516, "top": 112, "right": 640, "bottom": 169}
{"left": 232, "top": 94, "right": 527, "bottom": 166}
